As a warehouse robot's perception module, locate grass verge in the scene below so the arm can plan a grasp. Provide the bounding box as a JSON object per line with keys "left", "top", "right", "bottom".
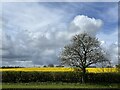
{"left": 1, "top": 82, "right": 120, "bottom": 89}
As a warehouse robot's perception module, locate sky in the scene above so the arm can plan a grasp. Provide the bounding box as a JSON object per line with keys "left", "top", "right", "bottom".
{"left": 1, "top": 2, "right": 118, "bottom": 67}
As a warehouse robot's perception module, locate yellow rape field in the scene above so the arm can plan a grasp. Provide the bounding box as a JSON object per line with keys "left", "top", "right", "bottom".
{"left": 86, "top": 68, "right": 117, "bottom": 73}
{"left": 0, "top": 67, "right": 74, "bottom": 72}
{"left": 0, "top": 67, "right": 118, "bottom": 73}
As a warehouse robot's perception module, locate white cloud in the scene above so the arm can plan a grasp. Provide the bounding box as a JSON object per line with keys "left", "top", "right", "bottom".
{"left": 2, "top": 2, "right": 68, "bottom": 66}
{"left": 69, "top": 15, "right": 103, "bottom": 36}
{"left": 3, "top": 3, "right": 65, "bottom": 33}
{"left": 97, "top": 29, "right": 118, "bottom": 65}
{"left": 2, "top": 14, "right": 105, "bottom": 66}
{"left": 108, "top": 43, "right": 118, "bottom": 65}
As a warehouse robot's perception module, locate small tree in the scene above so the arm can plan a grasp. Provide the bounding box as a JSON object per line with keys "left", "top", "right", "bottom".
{"left": 60, "top": 33, "right": 109, "bottom": 83}
{"left": 48, "top": 64, "right": 54, "bottom": 67}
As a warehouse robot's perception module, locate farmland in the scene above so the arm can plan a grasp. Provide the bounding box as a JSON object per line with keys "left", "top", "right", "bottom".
{"left": 0, "top": 67, "right": 118, "bottom": 73}
{"left": 1, "top": 67, "right": 120, "bottom": 89}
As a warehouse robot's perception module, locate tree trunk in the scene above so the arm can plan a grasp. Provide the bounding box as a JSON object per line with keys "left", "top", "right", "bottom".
{"left": 81, "top": 67, "right": 86, "bottom": 83}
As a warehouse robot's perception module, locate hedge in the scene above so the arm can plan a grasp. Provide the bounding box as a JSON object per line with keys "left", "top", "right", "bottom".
{"left": 1, "top": 71, "right": 120, "bottom": 83}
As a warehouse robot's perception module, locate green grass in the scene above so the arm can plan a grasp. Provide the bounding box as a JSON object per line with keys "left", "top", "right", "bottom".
{"left": 1, "top": 82, "right": 120, "bottom": 89}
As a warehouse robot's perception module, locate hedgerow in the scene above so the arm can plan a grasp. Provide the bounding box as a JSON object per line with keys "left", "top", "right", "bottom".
{"left": 2, "top": 71, "right": 120, "bottom": 83}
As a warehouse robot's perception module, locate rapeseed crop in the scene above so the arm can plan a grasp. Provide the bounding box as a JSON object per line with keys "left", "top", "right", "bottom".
{"left": 86, "top": 68, "right": 117, "bottom": 73}
{"left": 0, "top": 67, "right": 118, "bottom": 73}
{"left": 0, "top": 67, "right": 74, "bottom": 72}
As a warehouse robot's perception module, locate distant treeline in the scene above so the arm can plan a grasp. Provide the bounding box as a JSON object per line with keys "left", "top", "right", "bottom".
{"left": 1, "top": 65, "right": 64, "bottom": 68}
{"left": 1, "top": 66, "right": 24, "bottom": 68}
{"left": 1, "top": 64, "right": 118, "bottom": 68}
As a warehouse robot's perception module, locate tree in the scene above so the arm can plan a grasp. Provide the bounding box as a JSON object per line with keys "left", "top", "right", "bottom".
{"left": 60, "top": 33, "right": 109, "bottom": 83}
{"left": 43, "top": 65, "right": 47, "bottom": 67}
{"left": 48, "top": 64, "right": 54, "bottom": 67}
{"left": 116, "top": 64, "right": 120, "bottom": 72}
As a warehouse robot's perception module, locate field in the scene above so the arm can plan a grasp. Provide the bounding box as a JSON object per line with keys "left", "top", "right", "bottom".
{"left": 0, "top": 67, "right": 118, "bottom": 73}
{"left": 1, "top": 67, "right": 120, "bottom": 89}
{"left": 2, "top": 82, "right": 120, "bottom": 89}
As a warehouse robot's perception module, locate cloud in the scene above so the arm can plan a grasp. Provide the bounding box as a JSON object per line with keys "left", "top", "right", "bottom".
{"left": 100, "top": 6, "right": 118, "bottom": 24}
{"left": 108, "top": 43, "right": 118, "bottom": 65}
{"left": 69, "top": 15, "right": 103, "bottom": 36}
{"left": 97, "top": 29, "right": 118, "bottom": 65}
{"left": 3, "top": 3, "right": 65, "bottom": 32}
{"left": 2, "top": 15, "right": 104, "bottom": 66}
{"left": 97, "top": 28, "right": 118, "bottom": 47}
{"left": 0, "top": 2, "right": 2, "bottom": 66}
{"left": 55, "top": 15, "right": 103, "bottom": 43}
{"left": 2, "top": 2, "right": 68, "bottom": 66}
{"left": 2, "top": 2, "right": 118, "bottom": 67}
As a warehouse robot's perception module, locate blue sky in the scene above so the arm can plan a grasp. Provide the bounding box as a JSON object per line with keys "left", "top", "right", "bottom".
{"left": 1, "top": 2, "right": 118, "bottom": 67}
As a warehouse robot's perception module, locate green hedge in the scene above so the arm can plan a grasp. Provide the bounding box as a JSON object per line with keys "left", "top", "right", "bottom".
{"left": 2, "top": 71, "right": 120, "bottom": 83}
{"left": 87, "top": 73, "right": 120, "bottom": 83}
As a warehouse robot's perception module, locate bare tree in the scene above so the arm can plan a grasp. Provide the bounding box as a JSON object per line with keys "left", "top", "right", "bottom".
{"left": 60, "top": 33, "right": 109, "bottom": 83}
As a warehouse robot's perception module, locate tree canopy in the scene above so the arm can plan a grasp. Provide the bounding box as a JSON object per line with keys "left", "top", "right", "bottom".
{"left": 60, "top": 33, "right": 109, "bottom": 72}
